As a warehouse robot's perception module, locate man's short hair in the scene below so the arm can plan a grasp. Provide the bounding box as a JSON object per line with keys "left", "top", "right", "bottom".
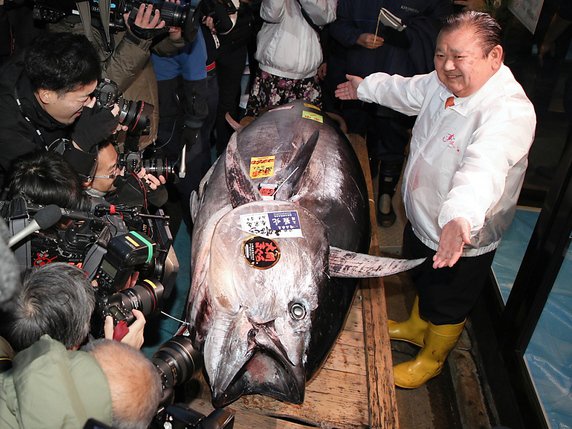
{"left": 24, "top": 32, "right": 101, "bottom": 94}
{"left": 441, "top": 11, "right": 502, "bottom": 57}
{"left": 7, "top": 263, "right": 95, "bottom": 351}
{"left": 9, "top": 151, "right": 90, "bottom": 210}
{"left": 85, "top": 339, "right": 163, "bottom": 429}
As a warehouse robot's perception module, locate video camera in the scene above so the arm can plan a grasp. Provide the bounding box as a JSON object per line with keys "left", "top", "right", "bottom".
{"left": 27, "top": 0, "right": 236, "bottom": 44}
{"left": 30, "top": 0, "right": 196, "bottom": 36}
{"left": 2, "top": 196, "right": 178, "bottom": 334}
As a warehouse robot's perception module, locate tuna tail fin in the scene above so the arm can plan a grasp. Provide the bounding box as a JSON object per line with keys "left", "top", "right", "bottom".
{"left": 328, "top": 247, "right": 426, "bottom": 278}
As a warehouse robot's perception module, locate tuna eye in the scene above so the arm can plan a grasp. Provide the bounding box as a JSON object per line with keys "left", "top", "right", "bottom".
{"left": 289, "top": 302, "right": 306, "bottom": 320}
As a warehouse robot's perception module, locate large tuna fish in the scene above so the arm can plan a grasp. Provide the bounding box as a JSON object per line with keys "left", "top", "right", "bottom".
{"left": 184, "top": 100, "right": 423, "bottom": 408}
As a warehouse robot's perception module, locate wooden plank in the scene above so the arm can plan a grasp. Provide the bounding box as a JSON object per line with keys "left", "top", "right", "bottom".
{"left": 348, "top": 134, "right": 400, "bottom": 429}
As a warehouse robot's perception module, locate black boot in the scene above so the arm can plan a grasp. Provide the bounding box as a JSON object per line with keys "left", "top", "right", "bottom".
{"left": 377, "top": 176, "right": 397, "bottom": 228}
{"left": 377, "top": 163, "right": 402, "bottom": 228}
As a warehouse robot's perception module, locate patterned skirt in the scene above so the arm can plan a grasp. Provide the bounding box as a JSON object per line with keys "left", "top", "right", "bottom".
{"left": 245, "top": 70, "right": 322, "bottom": 117}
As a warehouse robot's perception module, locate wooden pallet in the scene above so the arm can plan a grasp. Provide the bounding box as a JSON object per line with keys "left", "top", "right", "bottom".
{"left": 186, "top": 135, "right": 398, "bottom": 429}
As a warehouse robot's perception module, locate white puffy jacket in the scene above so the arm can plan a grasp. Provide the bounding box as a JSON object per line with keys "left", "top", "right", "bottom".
{"left": 255, "top": 0, "right": 337, "bottom": 80}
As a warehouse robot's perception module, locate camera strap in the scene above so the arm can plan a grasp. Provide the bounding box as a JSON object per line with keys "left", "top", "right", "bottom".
{"left": 14, "top": 87, "right": 48, "bottom": 150}
{"left": 76, "top": 0, "right": 113, "bottom": 52}
{"left": 76, "top": 1, "right": 96, "bottom": 43}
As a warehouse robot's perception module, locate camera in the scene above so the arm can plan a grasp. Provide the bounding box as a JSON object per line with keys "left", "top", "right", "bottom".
{"left": 30, "top": 0, "right": 199, "bottom": 42}
{"left": 152, "top": 336, "right": 202, "bottom": 406}
{"left": 92, "top": 78, "right": 153, "bottom": 135}
{"left": 119, "top": 151, "right": 177, "bottom": 181}
{"left": 150, "top": 336, "right": 235, "bottom": 429}
{"left": 99, "top": 279, "right": 164, "bottom": 324}
{"left": 91, "top": 276, "right": 165, "bottom": 337}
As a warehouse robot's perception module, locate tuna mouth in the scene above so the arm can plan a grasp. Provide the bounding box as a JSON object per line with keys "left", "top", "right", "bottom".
{"left": 211, "top": 349, "right": 306, "bottom": 408}
{"left": 209, "top": 319, "right": 306, "bottom": 408}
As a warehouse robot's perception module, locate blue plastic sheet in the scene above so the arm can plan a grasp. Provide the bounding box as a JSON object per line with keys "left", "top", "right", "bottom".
{"left": 492, "top": 208, "right": 572, "bottom": 429}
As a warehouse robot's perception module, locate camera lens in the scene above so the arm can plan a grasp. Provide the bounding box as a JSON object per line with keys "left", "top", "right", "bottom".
{"left": 141, "top": 157, "right": 175, "bottom": 179}
{"left": 152, "top": 336, "right": 203, "bottom": 405}
{"left": 120, "top": 100, "right": 154, "bottom": 134}
{"left": 106, "top": 278, "right": 165, "bottom": 324}
{"left": 156, "top": 1, "right": 188, "bottom": 27}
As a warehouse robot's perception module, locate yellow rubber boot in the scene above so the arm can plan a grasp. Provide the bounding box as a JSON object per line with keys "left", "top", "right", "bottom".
{"left": 388, "top": 296, "right": 428, "bottom": 347}
{"left": 393, "top": 320, "right": 465, "bottom": 389}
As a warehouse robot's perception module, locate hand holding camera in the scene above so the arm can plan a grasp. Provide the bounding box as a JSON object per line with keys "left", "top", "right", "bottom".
{"left": 71, "top": 99, "right": 123, "bottom": 152}
{"left": 104, "top": 308, "right": 146, "bottom": 349}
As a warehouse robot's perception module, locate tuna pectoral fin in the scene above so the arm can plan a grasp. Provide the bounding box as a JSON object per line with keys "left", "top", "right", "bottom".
{"left": 328, "top": 247, "right": 426, "bottom": 278}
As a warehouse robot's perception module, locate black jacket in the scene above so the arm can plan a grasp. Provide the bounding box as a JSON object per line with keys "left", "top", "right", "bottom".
{"left": 329, "top": 0, "right": 453, "bottom": 78}
{"left": 0, "top": 58, "right": 70, "bottom": 173}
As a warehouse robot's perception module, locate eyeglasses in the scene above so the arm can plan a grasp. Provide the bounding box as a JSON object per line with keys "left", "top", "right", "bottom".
{"left": 92, "top": 163, "right": 121, "bottom": 180}
{"left": 92, "top": 173, "right": 118, "bottom": 180}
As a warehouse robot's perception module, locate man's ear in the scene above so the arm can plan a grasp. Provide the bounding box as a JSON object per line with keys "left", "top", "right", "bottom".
{"left": 490, "top": 45, "right": 503, "bottom": 70}
{"left": 37, "top": 89, "right": 56, "bottom": 105}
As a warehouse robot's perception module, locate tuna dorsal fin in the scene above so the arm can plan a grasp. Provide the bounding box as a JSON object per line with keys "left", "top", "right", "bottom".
{"left": 225, "top": 133, "right": 260, "bottom": 208}
{"left": 328, "top": 247, "right": 426, "bottom": 278}
{"left": 277, "top": 130, "right": 320, "bottom": 200}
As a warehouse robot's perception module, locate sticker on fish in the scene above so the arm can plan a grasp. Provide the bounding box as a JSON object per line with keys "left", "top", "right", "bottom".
{"left": 302, "top": 111, "right": 323, "bottom": 124}
{"left": 243, "top": 236, "right": 281, "bottom": 269}
{"left": 240, "top": 210, "right": 303, "bottom": 238}
{"left": 258, "top": 183, "right": 277, "bottom": 200}
{"left": 249, "top": 155, "right": 275, "bottom": 179}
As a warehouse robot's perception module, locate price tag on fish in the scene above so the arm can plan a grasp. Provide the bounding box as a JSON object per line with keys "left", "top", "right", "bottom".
{"left": 249, "top": 155, "right": 275, "bottom": 179}
{"left": 240, "top": 210, "right": 303, "bottom": 238}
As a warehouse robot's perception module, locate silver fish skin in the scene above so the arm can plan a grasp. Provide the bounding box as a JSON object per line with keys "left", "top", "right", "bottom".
{"left": 185, "top": 100, "right": 422, "bottom": 408}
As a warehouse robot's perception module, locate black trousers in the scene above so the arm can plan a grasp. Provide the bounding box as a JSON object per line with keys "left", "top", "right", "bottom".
{"left": 402, "top": 222, "right": 496, "bottom": 325}
{"left": 214, "top": 45, "right": 248, "bottom": 155}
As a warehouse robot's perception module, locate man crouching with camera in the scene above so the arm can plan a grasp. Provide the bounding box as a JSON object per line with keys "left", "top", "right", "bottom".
{"left": 85, "top": 140, "right": 168, "bottom": 210}
{"left": 0, "top": 263, "right": 160, "bottom": 428}
{"left": 0, "top": 32, "right": 126, "bottom": 187}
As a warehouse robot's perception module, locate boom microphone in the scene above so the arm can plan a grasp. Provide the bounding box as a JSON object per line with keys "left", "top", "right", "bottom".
{"left": 0, "top": 218, "right": 20, "bottom": 305}
{"left": 8, "top": 205, "right": 62, "bottom": 248}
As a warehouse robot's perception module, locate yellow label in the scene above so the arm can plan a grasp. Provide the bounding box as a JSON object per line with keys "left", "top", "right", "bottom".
{"left": 250, "top": 156, "right": 275, "bottom": 179}
{"left": 302, "top": 111, "right": 323, "bottom": 123}
{"left": 125, "top": 236, "right": 140, "bottom": 248}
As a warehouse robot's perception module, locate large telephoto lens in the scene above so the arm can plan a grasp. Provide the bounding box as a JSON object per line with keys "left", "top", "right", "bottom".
{"left": 152, "top": 336, "right": 203, "bottom": 405}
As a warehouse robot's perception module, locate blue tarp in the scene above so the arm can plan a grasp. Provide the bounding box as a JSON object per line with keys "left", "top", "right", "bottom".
{"left": 492, "top": 208, "right": 572, "bottom": 429}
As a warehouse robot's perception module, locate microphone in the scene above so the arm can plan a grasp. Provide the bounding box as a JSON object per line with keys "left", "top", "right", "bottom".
{"left": 0, "top": 218, "right": 20, "bottom": 305}
{"left": 8, "top": 204, "right": 63, "bottom": 248}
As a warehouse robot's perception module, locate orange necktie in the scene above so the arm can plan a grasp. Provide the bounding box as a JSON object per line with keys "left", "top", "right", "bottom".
{"left": 445, "top": 96, "right": 455, "bottom": 109}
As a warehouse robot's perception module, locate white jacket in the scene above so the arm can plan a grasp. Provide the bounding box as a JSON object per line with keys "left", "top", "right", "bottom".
{"left": 256, "top": 0, "right": 336, "bottom": 80}
{"left": 358, "top": 65, "right": 536, "bottom": 256}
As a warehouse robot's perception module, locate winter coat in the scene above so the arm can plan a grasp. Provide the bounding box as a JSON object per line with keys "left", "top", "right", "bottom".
{"left": 0, "top": 335, "right": 113, "bottom": 429}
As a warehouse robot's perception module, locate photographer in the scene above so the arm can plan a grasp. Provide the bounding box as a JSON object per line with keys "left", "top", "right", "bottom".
{"left": 0, "top": 335, "right": 162, "bottom": 429}
{"left": 9, "top": 150, "right": 91, "bottom": 210}
{"left": 85, "top": 140, "right": 168, "bottom": 209}
{"left": 49, "top": 0, "right": 189, "bottom": 149}
{"left": 3, "top": 263, "right": 146, "bottom": 352}
{"left": 0, "top": 32, "right": 126, "bottom": 186}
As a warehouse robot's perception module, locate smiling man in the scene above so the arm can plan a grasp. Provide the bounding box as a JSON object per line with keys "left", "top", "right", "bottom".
{"left": 0, "top": 32, "right": 122, "bottom": 184}
{"left": 336, "top": 11, "right": 536, "bottom": 388}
